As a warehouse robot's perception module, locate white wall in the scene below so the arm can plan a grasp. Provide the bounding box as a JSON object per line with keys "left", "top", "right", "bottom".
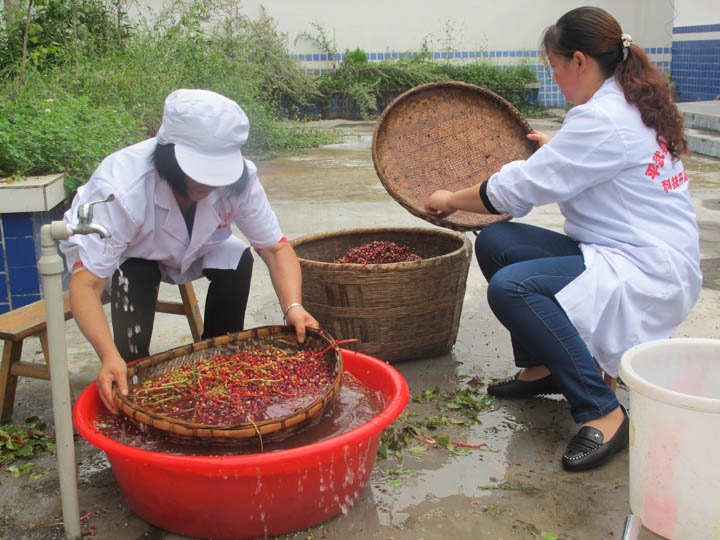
{"left": 130, "top": 0, "right": 676, "bottom": 55}
{"left": 674, "top": 0, "right": 720, "bottom": 27}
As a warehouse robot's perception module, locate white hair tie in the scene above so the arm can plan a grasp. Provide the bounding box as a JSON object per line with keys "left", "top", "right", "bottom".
{"left": 621, "top": 33, "right": 632, "bottom": 60}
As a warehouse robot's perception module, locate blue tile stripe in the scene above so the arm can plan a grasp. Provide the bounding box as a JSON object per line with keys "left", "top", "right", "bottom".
{"left": 673, "top": 24, "right": 720, "bottom": 34}
{"left": 293, "top": 47, "right": 667, "bottom": 63}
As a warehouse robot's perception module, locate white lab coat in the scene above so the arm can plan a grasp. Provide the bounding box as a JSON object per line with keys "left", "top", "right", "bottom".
{"left": 59, "top": 138, "right": 283, "bottom": 285}
{"left": 486, "top": 77, "right": 702, "bottom": 377}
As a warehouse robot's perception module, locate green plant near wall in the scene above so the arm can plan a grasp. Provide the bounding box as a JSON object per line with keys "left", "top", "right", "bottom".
{"left": 294, "top": 20, "right": 339, "bottom": 66}
{"left": 0, "top": 0, "right": 340, "bottom": 195}
{"left": 344, "top": 47, "right": 368, "bottom": 65}
{"left": 315, "top": 57, "right": 539, "bottom": 119}
{"left": 0, "top": 82, "right": 141, "bottom": 193}
{"left": 0, "top": 0, "right": 131, "bottom": 71}
{"left": 434, "top": 62, "right": 538, "bottom": 107}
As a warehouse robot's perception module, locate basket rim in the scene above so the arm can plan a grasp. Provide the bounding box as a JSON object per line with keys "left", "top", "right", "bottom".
{"left": 112, "top": 325, "right": 343, "bottom": 440}
{"left": 290, "top": 226, "right": 472, "bottom": 270}
{"left": 372, "top": 80, "right": 531, "bottom": 232}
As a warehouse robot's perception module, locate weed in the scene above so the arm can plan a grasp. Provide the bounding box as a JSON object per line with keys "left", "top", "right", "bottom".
{"left": 378, "top": 383, "right": 495, "bottom": 461}
{"left": 0, "top": 416, "right": 56, "bottom": 483}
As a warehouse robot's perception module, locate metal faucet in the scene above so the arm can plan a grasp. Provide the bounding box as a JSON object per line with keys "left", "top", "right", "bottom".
{"left": 68, "top": 193, "right": 115, "bottom": 238}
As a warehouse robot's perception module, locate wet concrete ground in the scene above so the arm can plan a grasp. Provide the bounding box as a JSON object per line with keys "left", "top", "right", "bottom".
{"left": 2, "top": 117, "right": 720, "bottom": 540}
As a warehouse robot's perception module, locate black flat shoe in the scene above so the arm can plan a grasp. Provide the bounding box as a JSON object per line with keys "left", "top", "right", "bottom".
{"left": 487, "top": 371, "right": 560, "bottom": 398}
{"left": 562, "top": 406, "right": 629, "bottom": 472}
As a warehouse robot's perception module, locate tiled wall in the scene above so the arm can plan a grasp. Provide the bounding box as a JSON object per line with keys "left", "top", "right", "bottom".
{"left": 0, "top": 206, "right": 69, "bottom": 314}
{"left": 671, "top": 24, "right": 720, "bottom": 102}
{"left": 294, "top": 48, "right": 671, "bottom": 108}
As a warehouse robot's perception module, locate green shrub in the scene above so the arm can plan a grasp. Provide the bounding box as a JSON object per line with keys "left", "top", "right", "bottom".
{"left": 0, "top": 0, "right": 129, "bottom": 70}
{"left": 0, "top": 0, "right": 339, "bottom": 195}
{"left": 344, "top": 47, "right": 368, "bottom": 65}
{"left": 434, "top": 62, "right": 538, "bottom": 107}
{"left": 316, "top": 58, "right": 538, "bottom": 118}
{"left": 0, "top": 81, "right": 141, "bottom": 193}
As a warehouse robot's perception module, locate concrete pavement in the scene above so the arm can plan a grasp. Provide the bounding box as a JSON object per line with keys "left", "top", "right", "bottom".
{"left": 1, "top": 116, "right": 719, "bottom": 540}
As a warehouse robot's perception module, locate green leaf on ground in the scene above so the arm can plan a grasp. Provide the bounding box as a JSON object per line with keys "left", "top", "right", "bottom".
{"left": 0, "top": 417, "right": 55, "bottom": 483}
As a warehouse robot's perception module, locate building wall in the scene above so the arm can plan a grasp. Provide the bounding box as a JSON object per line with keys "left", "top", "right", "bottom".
{"left": 674, "top": 0, "right": 720, "bottom": 27}
{"left": 672, "top": 24, "right": 720, "bottom": 101}
{"left": 0, "top": 205, "right": 69, "bottom": 313}
{"left": 131, "top": 0, "right": 673, "bottom": 55}
{"left": 130, "top": 1, "right": 718, "bottom": 106}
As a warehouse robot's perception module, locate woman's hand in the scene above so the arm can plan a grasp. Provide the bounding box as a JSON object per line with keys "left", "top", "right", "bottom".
{"left": 284, "top": 305, "right": 319, "bottom": 344}
{"left": 424, "top": 189, "right": 456, "bottom": 218}
{"left": 97, "top": 353, "right": 128, "bottom": 414}
{"left": 528, "top": 130, "right": 552, "bottom": 147}
{"left": 258, "top": 241, "right": 319, "bottom": 344}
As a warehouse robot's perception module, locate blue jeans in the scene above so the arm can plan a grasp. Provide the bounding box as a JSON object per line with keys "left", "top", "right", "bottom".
{"left": 475, "top": 222, "right": 619, "bottom": 423}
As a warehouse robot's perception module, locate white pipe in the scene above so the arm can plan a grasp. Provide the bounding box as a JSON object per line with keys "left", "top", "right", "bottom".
{"left": 38, "top": 222, "right": 81, "bottom": 540}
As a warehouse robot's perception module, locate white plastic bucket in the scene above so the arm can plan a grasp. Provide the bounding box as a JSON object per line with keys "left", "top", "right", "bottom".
{"left": 619, "top": 338, "right": 720, "bottom": 540}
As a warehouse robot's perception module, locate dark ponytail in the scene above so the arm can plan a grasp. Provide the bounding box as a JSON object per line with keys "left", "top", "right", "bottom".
{"left": 542, "top": 6, "right": 688, "bottom": 159}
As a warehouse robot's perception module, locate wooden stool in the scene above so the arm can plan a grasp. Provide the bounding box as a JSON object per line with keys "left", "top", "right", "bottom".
{"left": 0, "top": 282, "right": 203, "bottom": 423}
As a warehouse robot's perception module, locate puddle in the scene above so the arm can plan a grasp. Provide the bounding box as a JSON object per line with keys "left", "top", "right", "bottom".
{"left": 701, "top": 198, "right": 720, "bottom": 211}
{"left": 698, "top": 220, "right": 720, "bottom": 259}
{"left": 700, "top": 257, "right": 720, "bottom": 290}
{"left": 77, "top": 451, "right": 111, "bottom": 483}
{"left": 686, "top": 154, "right": 720, "bottom": 189}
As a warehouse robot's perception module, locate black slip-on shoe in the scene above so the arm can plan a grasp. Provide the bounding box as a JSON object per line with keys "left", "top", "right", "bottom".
{"left": 562, "top": 406, "right": 629, "bottom": 472}
{"left": 487, "top": 371, "right": 560, "bottom": 398}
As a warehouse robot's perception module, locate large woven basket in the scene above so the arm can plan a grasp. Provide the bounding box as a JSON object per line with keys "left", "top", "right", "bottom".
{"left": 292, "top": 227, "right": 472, "bottom": 362}
{"left": 112, "top": 325, "right": 343, "bottom": 446}
{"left": 372, "top": 80, "right": 537, "bottom": 231}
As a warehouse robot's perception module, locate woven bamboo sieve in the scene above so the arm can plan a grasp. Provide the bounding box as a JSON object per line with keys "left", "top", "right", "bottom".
{"left": 112, "top": 325, "right": 343, "bottom": 446}
{"left": 292, "top": 227, "right": 472, "bottom": 363}
{"left": 372, "top": 80, "right": 538, "bottom": 231}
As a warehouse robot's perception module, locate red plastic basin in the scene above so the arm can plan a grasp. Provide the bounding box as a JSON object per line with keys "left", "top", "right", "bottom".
{"left": 73, "top": 349, "right": 408, "bottom": 539}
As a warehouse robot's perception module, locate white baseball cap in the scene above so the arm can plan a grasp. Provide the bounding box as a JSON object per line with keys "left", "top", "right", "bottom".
{"left": 156, "top": 89, "right": 248, "bottom": 187}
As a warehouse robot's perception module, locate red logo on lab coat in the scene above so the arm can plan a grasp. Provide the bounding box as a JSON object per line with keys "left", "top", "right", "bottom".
{"left": 644, "top": 142, "right": 687, "bottom": 192}
{"left": 661, "top": 170, "right": 688, "bottom": 192}
{"left": 217, "top": 211, "right": 231, "bottom": 230}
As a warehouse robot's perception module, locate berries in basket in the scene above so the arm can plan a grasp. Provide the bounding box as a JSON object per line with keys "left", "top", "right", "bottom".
{"left": 112, "top": 325, "right": 346, "bottom": 446}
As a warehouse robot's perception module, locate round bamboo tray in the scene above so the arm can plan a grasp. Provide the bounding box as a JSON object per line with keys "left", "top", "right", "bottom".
{"left": 292, "top": 227, "right": 472, "bottom": 362}
{"left": 372, "top": 80, "right": 538, "bottom": 231}
{"left": 112, "top": 325, "right": 343, "bottom": 446}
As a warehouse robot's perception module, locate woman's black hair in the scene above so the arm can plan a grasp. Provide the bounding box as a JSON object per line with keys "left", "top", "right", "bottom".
{"left": 153, "top": 143, "right": 188, "bottom": 198}
{"left": 152, "top": 143, "right": 251, "bottom": 197}
{"left": 227, "top": 161, "right": 250, "bottom": 197}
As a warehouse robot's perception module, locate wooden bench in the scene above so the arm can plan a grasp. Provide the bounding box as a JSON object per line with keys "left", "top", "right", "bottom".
{"left": 0, "top": 282, "right": 203, "bottom": 423}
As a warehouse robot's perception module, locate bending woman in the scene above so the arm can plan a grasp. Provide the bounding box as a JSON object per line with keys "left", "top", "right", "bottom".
{"left": 60, "top": 89, "right": 318, "bottom": 414}
{"left": 424, "top": 7, "right": 701, "bottom": 471}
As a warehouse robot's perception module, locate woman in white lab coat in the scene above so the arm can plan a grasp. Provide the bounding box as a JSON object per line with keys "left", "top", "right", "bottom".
{"left": 424, "top": 7, "right": 701, "bottom": 471}
{"left": 60, "top": 89, "right": 318, "bottom": 414}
